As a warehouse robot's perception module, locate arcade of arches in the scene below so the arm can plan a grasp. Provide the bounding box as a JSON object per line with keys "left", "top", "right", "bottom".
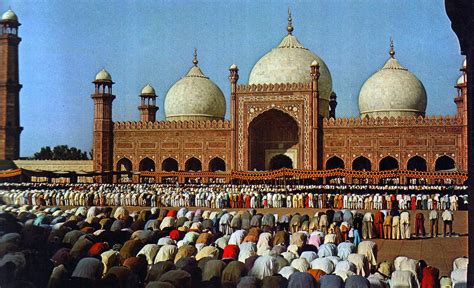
{"left": 248, "top": 109, "right": 299, "bottom": 171}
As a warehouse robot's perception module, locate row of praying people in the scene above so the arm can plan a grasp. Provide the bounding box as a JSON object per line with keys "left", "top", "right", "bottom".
{"left": 0, "top": 203, "right": 468, "bottom": 288}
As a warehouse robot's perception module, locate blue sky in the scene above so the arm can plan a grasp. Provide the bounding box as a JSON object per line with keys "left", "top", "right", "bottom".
{"left": 2, "top": 1, "right": 463, "bottom": 157}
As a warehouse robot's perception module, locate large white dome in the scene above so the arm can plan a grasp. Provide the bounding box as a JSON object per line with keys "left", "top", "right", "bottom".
{"left": 248, "top": 18, "right": 332, "bottom": 116}
{"left": 164, "top": 54, "right": 226, "bottom": 121}
{"left": 358, "top": 46, "right": 427, "bottom": 118}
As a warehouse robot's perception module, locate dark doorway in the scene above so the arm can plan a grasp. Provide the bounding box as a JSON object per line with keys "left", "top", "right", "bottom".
{"left": 379, "top": 156, "right": 399, "bottom": 171}
{"left": 162, "top": 158, "right": 179, "bottom": 172}
{"left": 209, "top": 157, "right": 226, "bottom": 172}
{"left": 407, "top": 156, "right": 427, "bottom": 171}
{"left": 269, "top": 154, "right": 293, "bottom": 170}
{"left": 352, "top": 156, "right": 372, "bottom": 171}
{"left": 435, "top": 155, "right": 456, "bottom": 171}
{"left": 185, "top": 157, "right": 202, "bottom": 172}
{"left": 326, "top": 156, "right": 345, "bottom": 169}
{"left": 139, "top": 157, "right": 155, "bottom": 172}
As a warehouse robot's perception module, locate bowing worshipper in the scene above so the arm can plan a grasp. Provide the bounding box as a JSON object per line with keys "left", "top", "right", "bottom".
{"left": 421, "top": 266, "right": 439, "bottom": 288}
{"left": 345, "top": 274, "right": 371, "bottom": 288}
{"left": 319, "top": 212, "right": 329, "bottom": 234}
{"left": 318, "top": 274, "right": 345, "bottom": 288}
{"left": 442, "top": 208, "right": 454, "bottom": 237}
{"left": 248, "top": 255, "right": 278, "bottom": 280}
{"left": 221, "top": 260, "right": 248, "bottom": 287}
{"left": 390, "top": 270, "right": 419, "bottom": 288}
{"left": 287, "top": 272, "right": 317, "bottom": 288}
{"left": 374, "top": 211, "right": 384, "bottom": 239}
{"left": 400, "top": 211, "right": 411, "bottom": 240}
{"left": 414, "top": 212, "right": 426, "bottom": 237}
{"left": 357, "top": 240, "right": 378, "bottom": 271}
{"left": 367, "top": 261, "right": 391, "bottom": 288}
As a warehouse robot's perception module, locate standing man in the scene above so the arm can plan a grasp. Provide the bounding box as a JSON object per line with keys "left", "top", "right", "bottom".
{"left": 442, "top": 209, "right": 454, "bottom": 237}
{"left": 400, "top": 211, "right": 411, "bottom": 239}
{"left": 429, "top": 209, "right": 439, "bottom": 237}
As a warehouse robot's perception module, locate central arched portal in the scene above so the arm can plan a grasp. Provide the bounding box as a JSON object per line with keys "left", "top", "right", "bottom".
{"left": 248, "top": 109, "right": 299, "bottom": 171}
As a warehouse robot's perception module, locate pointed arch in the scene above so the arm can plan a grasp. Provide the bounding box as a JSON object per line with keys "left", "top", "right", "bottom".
{"left": 326, "top": 156, "right": 345, "bottom": 169}
{"left": 209, "top": 157, "right": 226, "bottom": 172}
{"left": 435, "top": 155, "right": 456, "bottom": 171}
{"left": 407, "top": 156, "right": 427, "bottom": 171}
{"left": 185, "top": 157, "right": 202, "bottom": 172}
{"left": 352, "top": 156, "right": 372, "bottom": 171}
{"left": 139, "top": 157, "right": 155, "bottom": 172}
{"left": 116, "top": 157, "right": 132, "bottom": 172}
{"left": 379, "top": 156, "right": 399, "bottom": 171}
{"left": 162, "top": 157, "right": 179, "bottom": 172}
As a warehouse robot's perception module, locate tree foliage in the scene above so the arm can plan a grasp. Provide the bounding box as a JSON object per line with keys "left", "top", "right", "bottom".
{"left": 33, "top": 145, "right": 89, "bottom": 160}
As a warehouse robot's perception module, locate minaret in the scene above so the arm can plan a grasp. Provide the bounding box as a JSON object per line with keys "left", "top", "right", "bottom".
{"left": 91, "top": 69, "right": 115, "bottom": 183}
{"left": 138, "top": 84, "right": 158, "bottom": 122}
{"left": 310, "top": 59, "right": 323, "bottom": 170}
{"left": 329, "top": 92, "right": 337, "bottom": 118}
{"left": 229, "top": 63, "right": 239, "bottom": 171}
{"left": 0, "top": 9, "right": 22, "bottom": 160}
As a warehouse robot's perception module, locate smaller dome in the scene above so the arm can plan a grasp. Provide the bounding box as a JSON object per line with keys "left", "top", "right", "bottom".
{"left": 462, "top": 59, "right": 467, "bottom": 69}
{"left": 311, "top": 60, "right": 319, "bottom": 67}
{"left": 95, "top": 69, "right": 112, "bottom": 81}
{"left": 1, "top": 9, "right": 18, "bottom": 21}
{"left": 457, "top": 74, "right": 467, "bottom": 86}
{"left": 229, "top": 64, "right": 238, "bottom": 70}
{"left": 141, "top": 84, "right": 156, "bottom": 95}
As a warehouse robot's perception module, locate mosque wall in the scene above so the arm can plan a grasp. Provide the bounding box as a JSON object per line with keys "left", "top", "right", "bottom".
{"left": 322, "top": 115, "right": 465, "bottom": 172}
{"left": 112, "top": 120, "right": 232, "bottom": 172}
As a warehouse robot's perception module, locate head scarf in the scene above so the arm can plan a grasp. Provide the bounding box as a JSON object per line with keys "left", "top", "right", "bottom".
{"left": 344, "top": 274, "right": 371, "bottom": 288}
{"left": 123, "top": 256, "right": 148, "bottom": 281}
{"left": 51, "top": 248, "right": 70, "bottom": 266}
{"left": 71, "top": 257, "right": 103, "bottom": 280}
{"left": 159, "top": 270, "right": 192, "bottom": 288}
{"left": 221, "top": 260, "right": 247, "bottom": 286}
{"left": 120, "top": 239, "right": 144, "bottom": 263}
{"left": 307, "top": 269, "right": 326, "bottom": 282}
{"left": 249, "top": 255, "right": 278, "bottom": 280}
{"left": 291, "top": 258, "right": 310, "bottom": 272}
{"left": 174, "top": 245, "right": 197, "bottom": 264}
{"left": 202, "top": 259, "right": 226, "bottom": 281}
{"left": 287, "top": 272, "right": 317, "bottom": 288}
{"left": 101, "top": 249, "right": 120, "bottom": 275}
{"left": 196, "top": 246, "right": 219, "bottom": 261}
{"left": 222, "top": 244, "right": 240, "bottom": 260}
{"left": 236, "top": 276, "right": 259, "bottom": 288}
{"left": 300, "top": 251, "right": 317, "bottom": 264}
{"left": 262, "top": 275, "right": 288, "bottom": 288}
{"left": 146, "top": 261, "right": 176, "bottom": 282}
{"left": 137, "top": 244, "right": 159, "bottom": 265}
{"left": 310, "top": 257, "right": 335, "bottom": 274}
{"left": 154, "top": 244, "right": 178, "bottom": 263}
{"left": 318, "top": 274, "right": 344, "bottom": 288}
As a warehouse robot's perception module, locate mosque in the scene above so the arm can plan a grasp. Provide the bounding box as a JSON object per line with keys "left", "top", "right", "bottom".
{"left": 0, "top": 9, "right": 469, "bottom": 184}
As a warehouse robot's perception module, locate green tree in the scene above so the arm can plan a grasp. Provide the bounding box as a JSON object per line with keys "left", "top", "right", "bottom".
{"left": 33, "top": 145, "right": 89, "bottom": 160}
{"left": 33, "top": 146, "right": 53, "bottom": 160}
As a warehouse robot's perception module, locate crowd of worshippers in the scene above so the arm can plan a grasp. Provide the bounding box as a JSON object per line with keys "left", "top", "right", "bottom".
{"left": 0, "top": 204, "right": 468, "bottom": 288}
{"left": 0, "top": 183, "right": 467, "bottom": 211}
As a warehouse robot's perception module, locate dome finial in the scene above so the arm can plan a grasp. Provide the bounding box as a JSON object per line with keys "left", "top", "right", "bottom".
{"left": 193, "top": 48, "right": 198, "bottom": 66}
{"left": 389, "top": 37, "right": 395, "bottom": 58}
{"left": 287, "top": 8, "right": 294, "bottom": 35}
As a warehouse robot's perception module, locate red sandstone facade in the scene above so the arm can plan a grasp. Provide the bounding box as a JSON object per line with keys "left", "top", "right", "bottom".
{"left": 91, "top": 63, "right": 468, "bottom": 184}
